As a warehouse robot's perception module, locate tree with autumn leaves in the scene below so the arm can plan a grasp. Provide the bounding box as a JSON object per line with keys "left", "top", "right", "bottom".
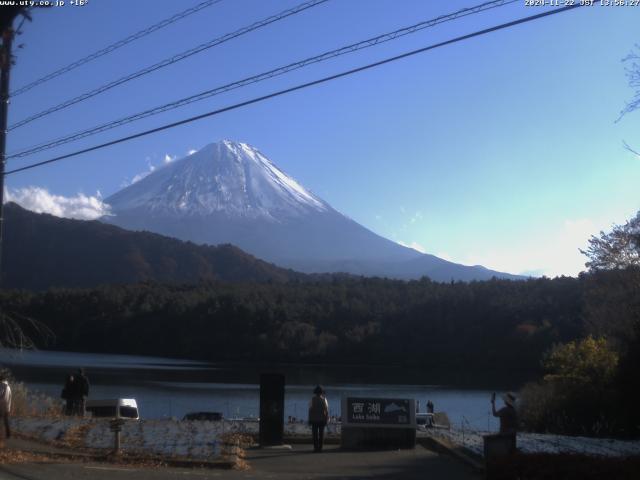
{"left": 519, "top": 212, "right": 640, "bottom": 436}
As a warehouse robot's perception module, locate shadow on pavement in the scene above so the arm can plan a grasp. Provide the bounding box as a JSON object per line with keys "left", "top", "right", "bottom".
{"left": 244, "top": 444, "right": 481, "bottom": 480}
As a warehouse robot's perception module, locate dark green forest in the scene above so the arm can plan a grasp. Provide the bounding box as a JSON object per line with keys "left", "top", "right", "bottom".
{"left": 0, "top": 273, "right": 609, "bottom": 383}
{"left": 1, "top": 203, "right": 308, "bottom": 289}
{"left": 1, "top": 210, "right": 639, "bottom": 434}
{"left": 0, "top": 207, "right": 638, "bottom": 392}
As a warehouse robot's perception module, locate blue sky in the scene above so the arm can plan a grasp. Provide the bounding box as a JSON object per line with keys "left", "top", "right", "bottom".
{"left": 4, "top": 0, "right": 639, "bottom": 277}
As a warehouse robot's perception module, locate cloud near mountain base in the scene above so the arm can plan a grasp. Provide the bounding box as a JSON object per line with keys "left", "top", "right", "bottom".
{"left": 4, "top": 186, "right": 112, "bottom": 220}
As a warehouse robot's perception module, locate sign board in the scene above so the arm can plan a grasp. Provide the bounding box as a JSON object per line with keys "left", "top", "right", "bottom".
{"left": 342, "top": 397, "right": 416, "bottom": 429}
{"left": 109, "top": 418, "right": 126, "bottom": 432}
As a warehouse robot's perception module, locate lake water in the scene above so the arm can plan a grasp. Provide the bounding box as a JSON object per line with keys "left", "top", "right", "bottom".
{"left": 1, "top": 348, "right": 503, "bottom": 431}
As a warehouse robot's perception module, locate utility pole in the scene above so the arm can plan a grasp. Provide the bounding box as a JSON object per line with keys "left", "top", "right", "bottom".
{"left": 0, "top": 13, "right": 17, "bottom": 285}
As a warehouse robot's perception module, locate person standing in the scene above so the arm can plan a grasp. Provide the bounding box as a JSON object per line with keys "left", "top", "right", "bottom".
{"left": 491, "top": 392, "right": 518, "bottom": 453}
{"left": 74, "top": 369, "right": 90, "bottom": 416}
{"left": 308, "top": 385, "right": 329, "bottom": 452}
{"left": 61, "top": 374, "right": 76, "bottom": 415}
{"left": 0, "top": 374, "right": 11, "bottom": 440}
{"left": 491, "top": 392, "right": 517, "bottom": 434}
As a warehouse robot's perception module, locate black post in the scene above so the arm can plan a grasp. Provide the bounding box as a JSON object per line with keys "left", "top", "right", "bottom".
{"left": 259, "top": 373, "right": 285, "bottom": 446}
{"left": 0, "top": 20, "right": 14, "bottom": 285}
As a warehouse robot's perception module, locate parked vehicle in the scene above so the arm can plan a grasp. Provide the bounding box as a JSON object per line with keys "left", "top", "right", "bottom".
{"left": 85, "top": 398, "right": 139, "bottom": 420}
{"left": 182, "top": 411, "right": 223, "bottom": 421}
{"left": 416, "top": 412, "right": 451, "bottom": 430}
{"left": 416, "top": 413, "right": 434, "bottom": 430}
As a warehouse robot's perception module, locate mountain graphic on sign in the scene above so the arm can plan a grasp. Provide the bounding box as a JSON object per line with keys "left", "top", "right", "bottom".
{"left": 384, "top": 403, "right": 408, "bottom": 414}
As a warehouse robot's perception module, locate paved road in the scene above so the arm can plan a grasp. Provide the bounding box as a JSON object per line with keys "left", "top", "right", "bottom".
{"left": 0, "top": 444, "right": 479, "bottom": 480}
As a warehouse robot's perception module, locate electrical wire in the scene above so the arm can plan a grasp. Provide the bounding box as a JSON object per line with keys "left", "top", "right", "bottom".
{"left": 10, "top": 0, "right": 224, "bottom": 97}
{"left": 3, "top": 3, "right": 583, "bottom": 177}
{"left": 8, "top": 0, "right": 330, "bottom": 131}
{"left": 8, "top": 0, "right": 517, "bottom": 159}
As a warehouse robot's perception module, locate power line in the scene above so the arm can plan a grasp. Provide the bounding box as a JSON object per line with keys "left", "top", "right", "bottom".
{"left": 10, "top": 0, "right": 224, "bottom": 97}
{"left": 4, "top": 3, "right": 582, "bottom": 177}
{"left": 8, "top": 0, "right": 330, "bottom": 131}
{"left": 9, "top": 0, "right": 517, "bottom": 159}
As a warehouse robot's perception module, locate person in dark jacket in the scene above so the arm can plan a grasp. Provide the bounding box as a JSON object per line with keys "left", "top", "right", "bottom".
{"left": 61, "top": 374, "right": 76, "bottom": 415}
{"left": 491, "top": 392, "right": 517, "bottom": 434}
{"left": 0, "top": 374, "right": 11, "bottom": 440}
{"left": 74, "top": 369, "right": 90, "bottom": 416}
{"left": 491, "top": 391, "right": 518, "bottom": 453}
{"left": 308, "top": 385, "right": 329, "bottom": 452}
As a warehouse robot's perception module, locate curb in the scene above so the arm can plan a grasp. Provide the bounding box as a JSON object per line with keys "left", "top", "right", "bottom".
{"left": 418, "top": 435, "right": 485, "bottom": 472}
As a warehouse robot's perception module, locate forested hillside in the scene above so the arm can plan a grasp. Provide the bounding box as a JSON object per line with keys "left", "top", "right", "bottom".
{"left": 0, "top": 275, "right": 590, "bottom": 384}
{"left": 1, "top": 203, "right": 306, "bottom": 289}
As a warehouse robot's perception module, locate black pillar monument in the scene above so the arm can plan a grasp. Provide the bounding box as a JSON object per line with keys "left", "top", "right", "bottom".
{"left": 259, "top": 373, "right": 285, "bottom": 446}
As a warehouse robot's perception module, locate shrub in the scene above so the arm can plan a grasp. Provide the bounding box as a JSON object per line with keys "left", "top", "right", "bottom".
{"left": 543, "top": 336, "right": 618, "bottom": 387}
{"left": 519, "top": 337, "right": 623, "bottom": 436}
{"left": 1, "top": 367, "right": 62, "bottom": 417}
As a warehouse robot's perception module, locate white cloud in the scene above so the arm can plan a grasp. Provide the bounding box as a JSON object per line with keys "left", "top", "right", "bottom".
{"left": 122, "top": 152, "right": 178, "bottom": 187}
{"left": 187, "top": 149, "right": 197, "bottom": 155}
{"left": 4, "top": 186, "right": 111, "bottom": 220}
{"left": 397, "top": 240, "right": 427, "bottom": 254}
{"left": 410, "top": 211, "right": 423, "bottom": 224}
{"left": 131, "top": 169, "right": 153, "bottom": 184}
{"left": 128, "top": 162, "right": 157, "bottom": 186}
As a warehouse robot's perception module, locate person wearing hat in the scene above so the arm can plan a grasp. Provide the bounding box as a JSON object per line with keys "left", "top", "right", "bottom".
{"left": 491, "top": 392, "right": 518, "bottom": 435}
{"left": 308, "top": 385, "right": 329, "bottom": 452}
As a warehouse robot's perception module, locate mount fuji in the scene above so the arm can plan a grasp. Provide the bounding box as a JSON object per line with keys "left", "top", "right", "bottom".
{"left": 104, "top": 140, "right": 521, "bottom": 281}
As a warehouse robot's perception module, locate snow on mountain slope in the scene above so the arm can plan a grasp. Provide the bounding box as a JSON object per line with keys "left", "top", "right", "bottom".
{"left": 104, "top": 140, "right": 521, "bottom": 281}
{"left": 107, "top": 140, "right": 327, "bottom": 221}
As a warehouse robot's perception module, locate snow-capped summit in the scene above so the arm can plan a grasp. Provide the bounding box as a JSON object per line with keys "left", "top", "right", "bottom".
{"left": 107, "top": 140, "right": 327, "bottom": 220}
{"left": 104, "top": 141, "right": 522, "bottom": 281}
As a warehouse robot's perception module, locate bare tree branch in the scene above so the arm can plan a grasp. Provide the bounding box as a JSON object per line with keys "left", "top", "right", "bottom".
{"left": 617, "top": 44, "right": 640, "bottom": 121}
{"left": 0, "top": 310, "right": 55, "bottom": 350}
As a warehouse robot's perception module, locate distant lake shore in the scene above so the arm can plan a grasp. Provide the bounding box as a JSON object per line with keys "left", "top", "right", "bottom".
{"left": 1, "top": 348, "right": 510, "bottom": 430}
{"left": 1, "top": 347, "right": 524, "bottom": 389}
